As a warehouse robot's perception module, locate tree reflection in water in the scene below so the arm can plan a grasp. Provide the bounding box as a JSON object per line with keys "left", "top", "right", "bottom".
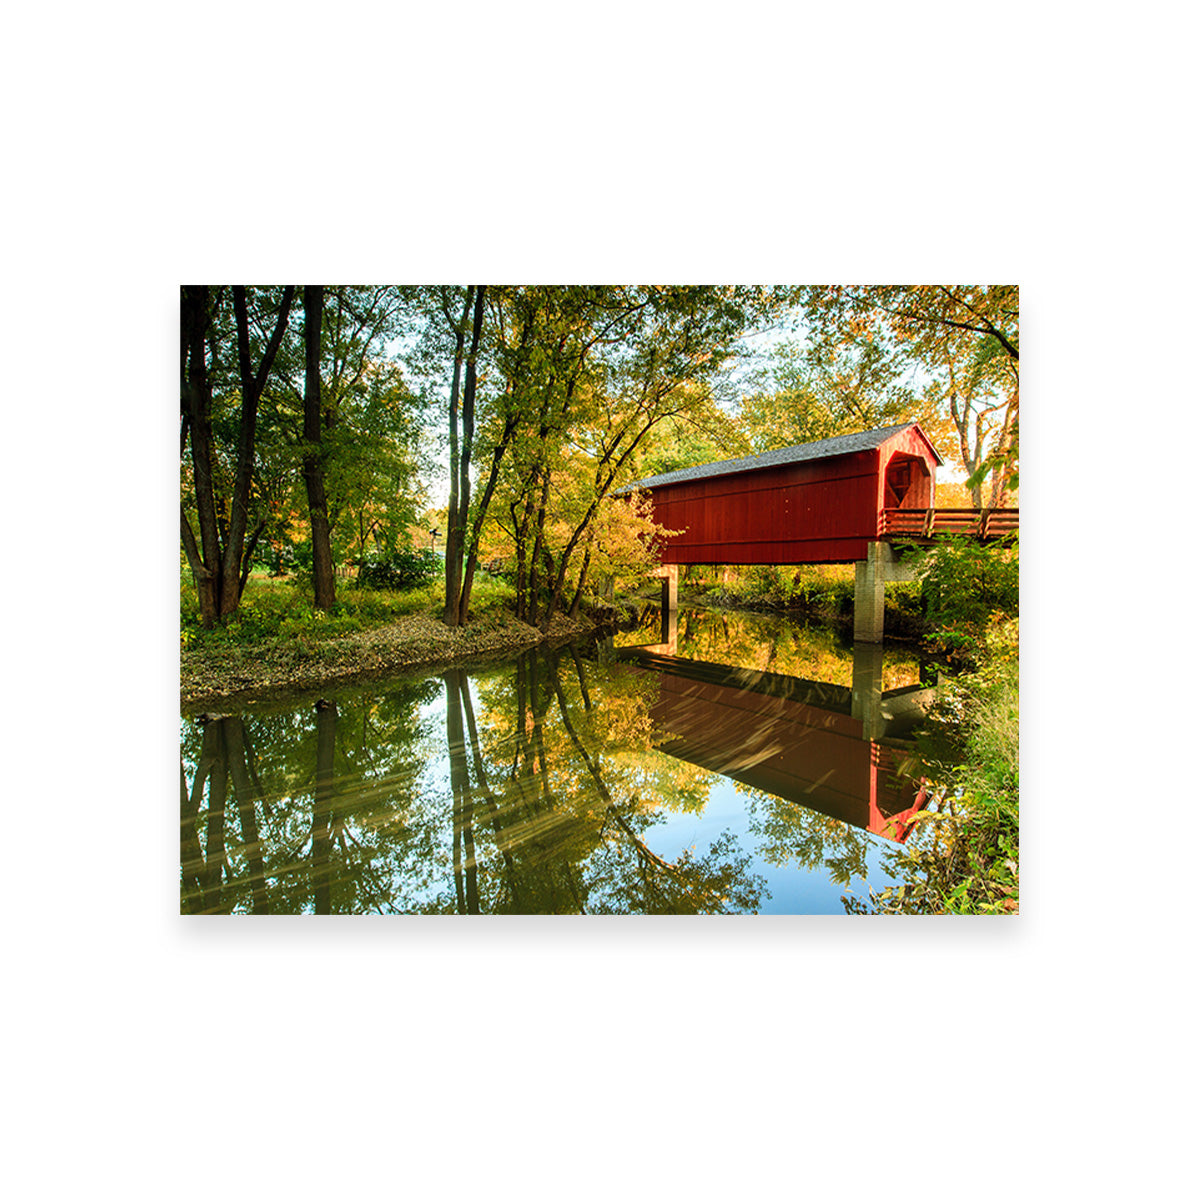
{"left": 181, "top": 678, "right": 444, "bottom": 914}
{"left": 181, "top": 623, "right": 929, "bottom": 914}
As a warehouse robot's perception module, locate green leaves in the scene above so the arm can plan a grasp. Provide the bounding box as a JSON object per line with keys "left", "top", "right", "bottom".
{"left": 800, "top": 285, "right": 1018, "bottom": 504}
{"left": 915, "top": 535, "right": 1019, "bottom": 660}
{"left": 356, "top": 547, "right": 441, "bottom": 591}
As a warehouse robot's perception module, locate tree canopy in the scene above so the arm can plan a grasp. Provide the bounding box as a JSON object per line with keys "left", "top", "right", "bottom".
{"left": 800, "top": 285, "right": 1018, "bottom": 504}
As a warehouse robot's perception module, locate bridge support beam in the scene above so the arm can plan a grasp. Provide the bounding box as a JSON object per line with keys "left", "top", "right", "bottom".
{"left": 649, "top": 564, "right": 678, "bottom": 653}
{"left": 854, "top": 542, "right": 918, "bottom": 643}
{"left": 655, "top": 563, "right": 678, "bottom": 613}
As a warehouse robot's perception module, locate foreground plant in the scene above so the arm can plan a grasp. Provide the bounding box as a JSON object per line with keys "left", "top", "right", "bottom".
{"left": 845, "top": 617, "right": 1019, "bottom": 915}
{"left": 844, "top": 790, "right": 1018, "bottom": 914}
{"left": 909, "top": 535, "right": 1018, "bottom": 664}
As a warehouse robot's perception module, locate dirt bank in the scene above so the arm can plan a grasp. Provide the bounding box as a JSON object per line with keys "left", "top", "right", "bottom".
{"left": 181, "top": 610, "right": 603, "bottom": 710}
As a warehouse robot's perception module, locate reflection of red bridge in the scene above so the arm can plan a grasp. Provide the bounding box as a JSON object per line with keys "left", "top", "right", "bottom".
{"left": 621, "top": 650, "right": 932, "bottom": 843}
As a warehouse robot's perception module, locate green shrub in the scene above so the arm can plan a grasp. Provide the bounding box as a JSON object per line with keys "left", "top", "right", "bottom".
{"left": 912, "top": 536, "right": 1018, "bottom": 657}
{"left": 440, "top": 572, "right": 512, "bottom": 617}
{"left": 845, "top": 791, "right": 1019, "bottom": 915}
{"left": 739, "top": 565, "right": 795, "bottom": 606}
{"left": 357, "top": 548, "right": 441, "bottom": 591}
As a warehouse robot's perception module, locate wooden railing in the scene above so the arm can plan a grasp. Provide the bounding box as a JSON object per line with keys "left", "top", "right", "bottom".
{"left": 881, "top": 507, "right": 1019, "bottom": 539}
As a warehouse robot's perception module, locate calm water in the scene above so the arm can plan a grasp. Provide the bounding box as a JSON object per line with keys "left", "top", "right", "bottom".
{"left": 180, "top": 607, "right": 939, "bottom": 915}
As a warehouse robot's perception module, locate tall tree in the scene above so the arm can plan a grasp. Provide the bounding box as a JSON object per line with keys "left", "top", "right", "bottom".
{"left": 301, "top": 285, "right": 336, "bottom": 609}
{"left": 180, "top": 284, "right": 222, "bottom": 626}
{"left": 442, "top": 286, "right": 486, "bottom": 626}
{"left": 180, "top": 284, "right": 296, "bottom": 625}
{"left": 261, "top": 285, "right": 417, "bottom": 592}
{"left": 222, "top": 286, "right": 297, "bottom": 615}
{"left": 485, "top": 285, "right": 787, "bottom": 630}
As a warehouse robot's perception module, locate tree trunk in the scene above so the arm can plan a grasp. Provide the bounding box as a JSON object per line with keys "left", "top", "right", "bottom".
{"left": 457, "top": 409, "right": 517, "bottom": 625}
{"left": 447, "top": 287, "right": 486, "bottom": 626}
{"left": 301, "top": 286, "right": 336, "bottom": 610}
{"left": 538, "top": 413, "right": 661, "bottom": 632}
{"left": 526, "top": 468, "right": 553, "bottom": 627}
{"left": 443, "top": 289, "right": 474, "bottom": 625}
{"left": 181, "top": 286, "right": 221, "bottom": 627}
{"left": 512, "top": 486, "right": 538, "bottom": 624}
{"left": 567, "top": 540, "right": 592, "bottom": 618}
{"left": 239, "top": 519, "right": 267, "bottom": 599}
{"left": 456, "top": 306, "right": 531, "bottom": 622}
{"left": 987, "top": 401, "right": 1018, "bottom": 507}
{"left": 219, "top": 285, "right": 295, "bottom": 619}
{"left": 180, "top": 506, "right": 216, "bottom": 627}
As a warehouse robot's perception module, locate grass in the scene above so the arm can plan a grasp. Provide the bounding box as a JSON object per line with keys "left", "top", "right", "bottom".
{"left": 956, "top": 617, "right": 1019, "bottom": 809}
{"left": 181, "top": 572, "right": 517, "bottom": 650}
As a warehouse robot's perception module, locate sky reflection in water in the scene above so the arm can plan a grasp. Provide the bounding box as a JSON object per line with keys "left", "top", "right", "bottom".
{"left": 180, "top": 608, "right": 934, "bottom": 915}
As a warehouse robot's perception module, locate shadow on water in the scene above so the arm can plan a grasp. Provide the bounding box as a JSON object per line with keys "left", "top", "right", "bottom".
{"left": 180, "top": 608, "right": 944, "bottom": 915}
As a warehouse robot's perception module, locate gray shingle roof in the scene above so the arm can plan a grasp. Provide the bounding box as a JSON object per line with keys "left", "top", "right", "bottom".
{"left": 615, "top": 422, "right": 940, "bottom": 494}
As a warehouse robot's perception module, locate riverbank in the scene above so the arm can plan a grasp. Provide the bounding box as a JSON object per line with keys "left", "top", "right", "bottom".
{"left": 181, "top": 579, "right": 923, "bottom": 710}
{"left": 181, "top": 609, "right": 603, "bottom": 710}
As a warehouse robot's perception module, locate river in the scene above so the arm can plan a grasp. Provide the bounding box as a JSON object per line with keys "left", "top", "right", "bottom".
{"left": 179, "top": 605, "right": 943, "bottom": 915}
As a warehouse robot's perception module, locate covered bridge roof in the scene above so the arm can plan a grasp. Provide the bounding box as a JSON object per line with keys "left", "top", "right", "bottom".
{"left": 615, "top": 421, "right": 943, "bottom": 495}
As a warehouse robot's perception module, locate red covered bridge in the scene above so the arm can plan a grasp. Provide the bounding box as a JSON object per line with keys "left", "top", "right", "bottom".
{"left": 617, "top": 421, "right": 1017, "bottom": 640}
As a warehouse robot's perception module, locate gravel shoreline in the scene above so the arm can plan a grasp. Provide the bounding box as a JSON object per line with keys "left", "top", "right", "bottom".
{"left": 181, "top": 610, "right": 605, "bottom": 711}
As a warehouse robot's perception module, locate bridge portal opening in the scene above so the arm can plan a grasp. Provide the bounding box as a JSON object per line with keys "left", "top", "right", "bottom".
{"left": 884, "top": 452, "right": 932, "bottom": 509}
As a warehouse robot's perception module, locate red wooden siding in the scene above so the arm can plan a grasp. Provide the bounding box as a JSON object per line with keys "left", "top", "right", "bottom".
{"left": 874, "top": 424, "right": 938, "bottom": 516}
{"left": 645, "top": 426, "right": 940, "bottom": 566}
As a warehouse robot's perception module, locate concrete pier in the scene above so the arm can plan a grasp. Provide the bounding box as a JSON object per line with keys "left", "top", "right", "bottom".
{"left": 656, "top": 563, "right": 678, "bottom": 613}
{"left": 645, "top": 564, "right": 679, "bottom": 654}
{"left": 853, "top": 542, "right": 918, "bottom": 642}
